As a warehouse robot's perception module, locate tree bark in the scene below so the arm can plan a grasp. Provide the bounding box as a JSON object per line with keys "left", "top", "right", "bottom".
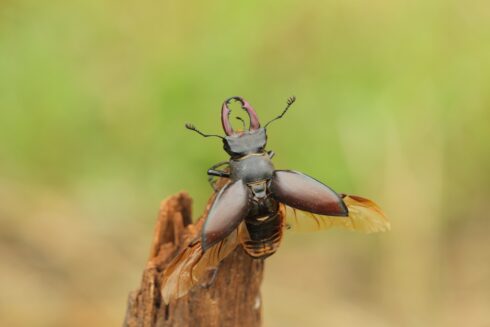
{"left": 123, "top": 192, "right": 264, "bottom": 327}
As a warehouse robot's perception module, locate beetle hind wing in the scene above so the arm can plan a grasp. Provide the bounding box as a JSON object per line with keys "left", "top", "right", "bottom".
{"left": 161, "top": 226, "right": 241, "bottom": 303}
{"left": 282, "top": 194, "right": 390, "bottom": 233}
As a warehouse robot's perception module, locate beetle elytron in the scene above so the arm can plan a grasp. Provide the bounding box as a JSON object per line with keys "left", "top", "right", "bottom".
{"left": 162, "top": 96, "right": 389, "bottom": 302}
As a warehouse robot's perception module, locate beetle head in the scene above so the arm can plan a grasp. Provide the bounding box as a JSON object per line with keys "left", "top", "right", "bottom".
{"left": 221, "top": 97, "right": 267, "bottom": 157}
{"left": 185, "top": 95, "right": 295, "bottom": 155}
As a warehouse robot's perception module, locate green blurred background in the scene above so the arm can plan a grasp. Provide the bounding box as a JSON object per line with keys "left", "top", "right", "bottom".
{"left": 1, "top": 0, "right": 489, "bottom": 326}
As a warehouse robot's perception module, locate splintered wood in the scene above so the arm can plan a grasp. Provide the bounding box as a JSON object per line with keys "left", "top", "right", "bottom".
{"left": 123, "top": 192, "right": 264, "bottom": 327}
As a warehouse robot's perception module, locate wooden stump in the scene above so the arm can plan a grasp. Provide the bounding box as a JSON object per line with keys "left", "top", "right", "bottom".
{"left": 123, "top": 192, "right": 264, "bottom": 327}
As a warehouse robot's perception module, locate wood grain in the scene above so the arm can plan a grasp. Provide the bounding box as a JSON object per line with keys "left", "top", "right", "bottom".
{"left": 123, "top": 192, "right": 264, "bottom": 327}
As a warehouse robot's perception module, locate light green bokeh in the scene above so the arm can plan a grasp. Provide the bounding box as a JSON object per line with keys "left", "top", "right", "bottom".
{"left": 1, "top": 0, "right": 489, "bottom": 326}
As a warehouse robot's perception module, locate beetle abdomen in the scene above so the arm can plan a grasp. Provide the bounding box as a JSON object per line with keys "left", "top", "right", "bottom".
{"left": 240, "top": 212, "right": 283, "bottom": 258}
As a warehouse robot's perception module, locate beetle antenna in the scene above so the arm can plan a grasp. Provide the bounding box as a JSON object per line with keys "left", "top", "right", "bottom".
{"left": 185, "top": 123, "right": 224, "bottom": 139}
{"left": 235, "top": 116, "right": 246, "bottom": 130}
{"left": 264, "top": 96, "right": 296, "bottom": 128}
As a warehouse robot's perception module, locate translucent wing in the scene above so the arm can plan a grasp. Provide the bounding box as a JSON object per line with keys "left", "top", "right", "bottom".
{"left": 283, "top": 194, "right": 390, "bottom": 233}
{"left": 161, "top": 225, "right": 241, "bottom": 303}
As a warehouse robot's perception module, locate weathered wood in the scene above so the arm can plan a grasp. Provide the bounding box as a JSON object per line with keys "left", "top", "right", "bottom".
{"left": 123, "top": 192, "right": 264, "bottom": 327}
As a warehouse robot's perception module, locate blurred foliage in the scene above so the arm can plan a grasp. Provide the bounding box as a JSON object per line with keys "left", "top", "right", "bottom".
{"left": 1, "top": 0, "right": 490, "bottom": 326}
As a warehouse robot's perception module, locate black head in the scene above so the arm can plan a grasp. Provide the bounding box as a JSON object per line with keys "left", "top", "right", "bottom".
{"left": 221, "top": 96, "right": 267, "bottom": 157}
{"left": 185, "top": 95, "right": 295, "bottom": 157}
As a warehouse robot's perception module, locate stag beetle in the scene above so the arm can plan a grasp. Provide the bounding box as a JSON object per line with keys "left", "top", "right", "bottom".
{"left": 161, "top": 96, "right": 389, "bottom": 302}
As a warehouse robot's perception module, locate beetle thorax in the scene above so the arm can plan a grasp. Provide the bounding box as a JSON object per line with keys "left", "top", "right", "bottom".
{"left": 223, "top": 128, "right": 267, "bottom": 157}
{"left": 229, "top": 152, "right": 274, "bottom": 184}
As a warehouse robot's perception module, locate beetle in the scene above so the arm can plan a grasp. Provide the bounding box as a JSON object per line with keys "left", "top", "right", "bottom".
{"left": 161, "top": 96, "right": 389, "bottom": 302}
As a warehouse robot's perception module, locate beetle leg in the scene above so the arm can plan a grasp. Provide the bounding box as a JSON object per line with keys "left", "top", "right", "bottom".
{"left": 207, "top": 169, "right": 230, "bottom": 192}
{"left": 208, "top": 160, "right": 229, "bottom": 170}
{"left": 199, "top": 267, "right": 219, "bottom": 289}
{"left": 207, "top": 169, "right": 230, "bottom": 178}
{"left": 267, "top": 150, "right": 275, "bottom": 159}
{"left": 207, "top": 161, "right": 230, "bottom": 191}
{"left": 207, "top": 160, "right": 230, "bottom": 178}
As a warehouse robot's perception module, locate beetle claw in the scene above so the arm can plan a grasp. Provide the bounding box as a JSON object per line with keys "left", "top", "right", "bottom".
{"left": 199, "top": 267, "right": 219, "bottom": 289}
